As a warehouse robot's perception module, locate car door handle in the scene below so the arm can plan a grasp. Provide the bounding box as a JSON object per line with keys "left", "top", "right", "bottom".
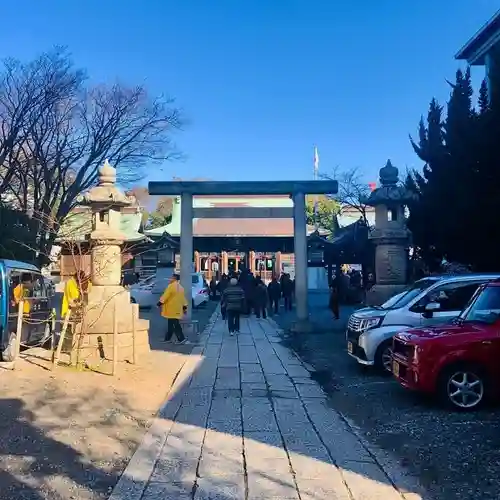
{"left": 482, "top": 340, "right": 492, "bottom": 345}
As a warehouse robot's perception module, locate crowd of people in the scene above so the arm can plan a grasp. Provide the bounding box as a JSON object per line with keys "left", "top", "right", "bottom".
{"left": 328, "top": 267, "right": 375, "bottom": 320}
{"left": 214, "top": 269, "right": 295, "bottom": 335}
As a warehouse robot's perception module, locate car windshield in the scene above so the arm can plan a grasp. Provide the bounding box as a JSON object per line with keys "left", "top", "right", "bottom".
{"left": 459, "top": 285, "right": 500, "bottom": 324}
{"left": 379, "top": 278, "right": 439, "bottom": 310}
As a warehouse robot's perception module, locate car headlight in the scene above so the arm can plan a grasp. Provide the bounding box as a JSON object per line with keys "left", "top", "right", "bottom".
{"left": 360, "top": 317, "right": 383, "bottom": 331}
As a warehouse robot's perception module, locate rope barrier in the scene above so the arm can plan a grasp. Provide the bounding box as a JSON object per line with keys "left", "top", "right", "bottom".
{"left": 11, "top": 299, "right": 139, "bottom": 374}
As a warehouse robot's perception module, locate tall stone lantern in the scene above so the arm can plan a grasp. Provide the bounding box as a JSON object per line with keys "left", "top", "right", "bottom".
{"left": 78, "top": 160, "right": 150, "bottom": 363}
{"left": 363, "top": 160, "right": 416, "bottom": 306}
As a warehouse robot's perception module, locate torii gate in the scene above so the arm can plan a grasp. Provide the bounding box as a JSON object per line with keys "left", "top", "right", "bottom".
{"left": 148, "top": 180, "right": 338, "bottom": 323}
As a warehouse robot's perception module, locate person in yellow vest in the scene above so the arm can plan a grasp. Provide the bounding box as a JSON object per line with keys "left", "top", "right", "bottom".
{"left": 12, "top": 274, "right": 32, "bottom": 315}
{"left": 158, "top": 274, "right": 189, "bottom": 344}
{"left": 61, "top": 271, "right": 91, "bottom": 319}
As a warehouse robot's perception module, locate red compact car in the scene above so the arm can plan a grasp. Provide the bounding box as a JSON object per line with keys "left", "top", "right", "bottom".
{"left": 391, "top": 280, "right": 500, "bottom": 410}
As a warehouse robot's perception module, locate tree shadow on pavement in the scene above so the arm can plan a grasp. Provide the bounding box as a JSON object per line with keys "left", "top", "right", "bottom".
{"left": 0, "top": 397, "right": 120, "bottom": 500}
{"left": 111, "top": 312, "right": 428, "bottom": 500}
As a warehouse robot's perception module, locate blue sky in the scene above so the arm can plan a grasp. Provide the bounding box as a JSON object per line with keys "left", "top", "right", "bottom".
{"left": 0, "top": 1, "right": 497, "bottom": 185}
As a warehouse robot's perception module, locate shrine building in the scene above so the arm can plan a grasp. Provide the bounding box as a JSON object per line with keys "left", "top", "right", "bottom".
{"left": 144, "top": 194, "right": 327, "bottom": 282}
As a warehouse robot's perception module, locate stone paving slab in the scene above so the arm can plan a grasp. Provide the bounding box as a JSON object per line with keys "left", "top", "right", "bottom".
{"left": 110, "top": 309, "right": 426, "bottom": 500}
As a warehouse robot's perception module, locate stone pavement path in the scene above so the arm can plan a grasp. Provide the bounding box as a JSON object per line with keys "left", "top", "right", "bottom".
{"left": 110, "top": 311, "right": 426, "bottom": 500}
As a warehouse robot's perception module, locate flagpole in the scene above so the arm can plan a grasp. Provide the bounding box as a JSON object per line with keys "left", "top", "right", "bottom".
{"left": 313, "top": 146, "right": 319, "bottom": 230}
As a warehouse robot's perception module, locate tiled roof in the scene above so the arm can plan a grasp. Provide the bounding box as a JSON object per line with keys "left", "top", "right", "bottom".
{"left": 193, "top": 218, "right": 320, "bottom": 237}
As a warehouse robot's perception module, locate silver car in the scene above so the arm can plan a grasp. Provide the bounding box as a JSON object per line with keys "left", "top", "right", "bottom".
{"left": 346, "top": 274, "right": 500, "bottom": 372}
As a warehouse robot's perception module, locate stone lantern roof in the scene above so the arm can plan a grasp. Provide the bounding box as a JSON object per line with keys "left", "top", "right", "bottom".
{"left": 363, "top": 160, "right": 417, "bottom": 207}
{"left": 82, "top": 160, "right": 131, "bottom": 207}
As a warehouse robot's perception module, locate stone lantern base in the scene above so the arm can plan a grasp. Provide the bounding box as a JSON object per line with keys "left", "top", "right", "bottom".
{"left": 65, "top": 286, "right": 150, "bottom": 366}
{"left": 365, "top": 283, "right": 408, "bottom": 307}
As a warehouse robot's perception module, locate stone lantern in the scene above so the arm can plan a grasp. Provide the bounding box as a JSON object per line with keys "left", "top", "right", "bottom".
{"left": 78, "top": 160, "right": 150, "bottom": 363}
{"left": 363, "top": 160, "right": 417, "bottom": 305}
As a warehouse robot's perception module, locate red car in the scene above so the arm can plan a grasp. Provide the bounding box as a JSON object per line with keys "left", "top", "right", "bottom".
{"left": 391, "top": 280, "right": 500, "bottom": 410}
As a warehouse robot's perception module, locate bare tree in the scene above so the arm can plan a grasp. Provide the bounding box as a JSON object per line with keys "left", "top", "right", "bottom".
{"left": 0, "top": 48, "right": 183, "bottom": 264}
{"left": 320, "top": 166, "right": 372, "bottom": 225}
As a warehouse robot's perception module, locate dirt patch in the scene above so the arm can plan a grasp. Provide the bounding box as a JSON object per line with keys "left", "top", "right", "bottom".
{"left": 0, "top": 345, "right": 192, "bottom": 500}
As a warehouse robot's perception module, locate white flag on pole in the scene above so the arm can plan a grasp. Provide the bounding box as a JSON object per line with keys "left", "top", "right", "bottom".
{"left": 313, "top": 146, "right": 319, "bottom": 175}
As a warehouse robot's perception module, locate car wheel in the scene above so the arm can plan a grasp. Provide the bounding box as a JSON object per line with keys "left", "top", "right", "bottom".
{"left": 438, "top": 364, "right": 487, "bottom": 411}
{"left": 375, "top": 340, "right": 393, "bottom": 374}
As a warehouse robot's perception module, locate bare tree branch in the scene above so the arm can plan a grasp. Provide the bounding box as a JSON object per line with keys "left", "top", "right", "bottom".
{"left": 319, "top": 166, "right": 371, "bottom": 225}
{"left": 0, "top": 48, "right": 183, "bottom": 265}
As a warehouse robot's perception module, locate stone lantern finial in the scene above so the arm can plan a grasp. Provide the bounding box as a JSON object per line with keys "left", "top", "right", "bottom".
{"left": 379, "top": 159, "right": 399, "bottom": 186}
{"left": 98, "top": 159, "right": 116, "bottom": 186}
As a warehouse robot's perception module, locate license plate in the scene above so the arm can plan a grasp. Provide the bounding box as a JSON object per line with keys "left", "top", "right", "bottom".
{"left": 392, "top": 361, "right": 400, "bottom": 377}
{"left": 347, "top": 341, "right": 353, "bottom": 354}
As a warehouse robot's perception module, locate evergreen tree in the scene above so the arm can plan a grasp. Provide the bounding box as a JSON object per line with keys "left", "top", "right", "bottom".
{"left": 407, "top": 67, "right": 500, "bottom": 270}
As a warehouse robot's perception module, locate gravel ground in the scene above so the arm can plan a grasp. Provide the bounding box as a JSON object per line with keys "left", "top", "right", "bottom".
{"left": 0, "top": 300, "right": 217, "bottom": 500}
{"left": 273, "top": 292, "right": 500, "bottom": 500}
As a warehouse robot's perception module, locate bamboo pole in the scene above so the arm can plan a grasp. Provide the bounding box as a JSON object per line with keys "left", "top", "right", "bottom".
{"left": 53, "top": 311, "right": 71, "bottom": 370}
{"left": 131, "top": 307, "right": 137, "bottom": 365}
{"left": 13, "top": 300, "right": 24, "bottom": 369}
{"left": 50, "top": 308, "right": 56, "bottom": 352}
{"left": 112, "top": 301, "right": 118, "bottom": 376}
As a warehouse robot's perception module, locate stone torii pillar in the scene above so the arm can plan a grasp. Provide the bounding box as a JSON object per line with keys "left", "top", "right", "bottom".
{"left": 292, "top": 192, "right": 308, "bottom": 321}
{"left": 180, "top": 192, "right": 193, "bottom": 319}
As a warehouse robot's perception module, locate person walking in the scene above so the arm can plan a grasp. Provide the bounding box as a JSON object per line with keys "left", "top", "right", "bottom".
{"left": 209, "top": 277, "right": 217, "bottom": 300}
{"left": 253, "top": 277, "right": 268, "bottom": 319}
{"left": 267, "top": 277, "right": 281, "bottom": 314}
{"left": 221, "top": 277, "right": 245, "bottom": 335}
{"left": 281, "top": 273, "right": 293, "bottom": 311}
{"left": 329, "top": 275, "right": 340, "bottom": 320}
{"left": 158, "top": 274, "right": 189, "bottom": 344}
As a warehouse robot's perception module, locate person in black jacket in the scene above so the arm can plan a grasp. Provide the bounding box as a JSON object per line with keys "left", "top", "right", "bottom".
{"left": 281, "top": 273, "right": 293, "bottom": 311}
{"left": 267, "top": 277, "right": 281, "bottom": 314}
{"left": 253, "top": 277, "right": 268, "bottom": 318}
{"left": 221, "top": 278, "right": 245, "bottom": 335}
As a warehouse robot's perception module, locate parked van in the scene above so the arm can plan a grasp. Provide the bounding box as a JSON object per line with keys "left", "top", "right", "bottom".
{"left": 0, "top": 260, "right": 53, "bottom": 362}
{"left": 346, "top": 274, "right": 500, "bottom": 372}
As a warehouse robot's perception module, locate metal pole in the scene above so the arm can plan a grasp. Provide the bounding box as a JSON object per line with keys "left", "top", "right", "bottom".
{"left": 180, "top": 192, "right": 193, "bottom": 319}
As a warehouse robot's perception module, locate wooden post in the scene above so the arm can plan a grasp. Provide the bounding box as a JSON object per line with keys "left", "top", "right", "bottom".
{"left": 194, "top": 251, "right": 200, "bottom": 273}
{"left": 75, "top": 311, "right": 88, "bottom": 368}
{"left": 50, "top": 308, "right": 56, "bottom": 352}
{"left": 112, "top": 301, "right": 118, "bottom": 376}
{"left": 53, "top": 311, "right": 71, "bottom": 369}
{"left": 249, "top": 250, "right": 256, "bottom": 273}
{"left": 131, "top": 307, "right": 137, "bottom": 365}
{"left": 13, "top": 300, "right": 24, "bottom": 369}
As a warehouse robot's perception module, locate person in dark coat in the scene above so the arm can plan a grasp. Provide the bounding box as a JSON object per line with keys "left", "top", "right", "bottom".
{"left": 267, "top": 277, "right": 281, "bottom": 315}
{"left": 240, "top": 272, "right": 255, "bottom": 315}
{"left": 253, "top": 277, "right": 268, "bottom": 318}
{"left": 281, "top": 273, "right": 293, "bottom": 311}
{"left": 221, "top": 278, "right": 245, "bottom": 335}
{"left": 209, "top": 277, "right": 217, "bottom": 300}
{"left": 329, "top": 275, "right": 340, "bottom": 320}
{"left": 217, "top": 274, "right": 229, "bottom": 297}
